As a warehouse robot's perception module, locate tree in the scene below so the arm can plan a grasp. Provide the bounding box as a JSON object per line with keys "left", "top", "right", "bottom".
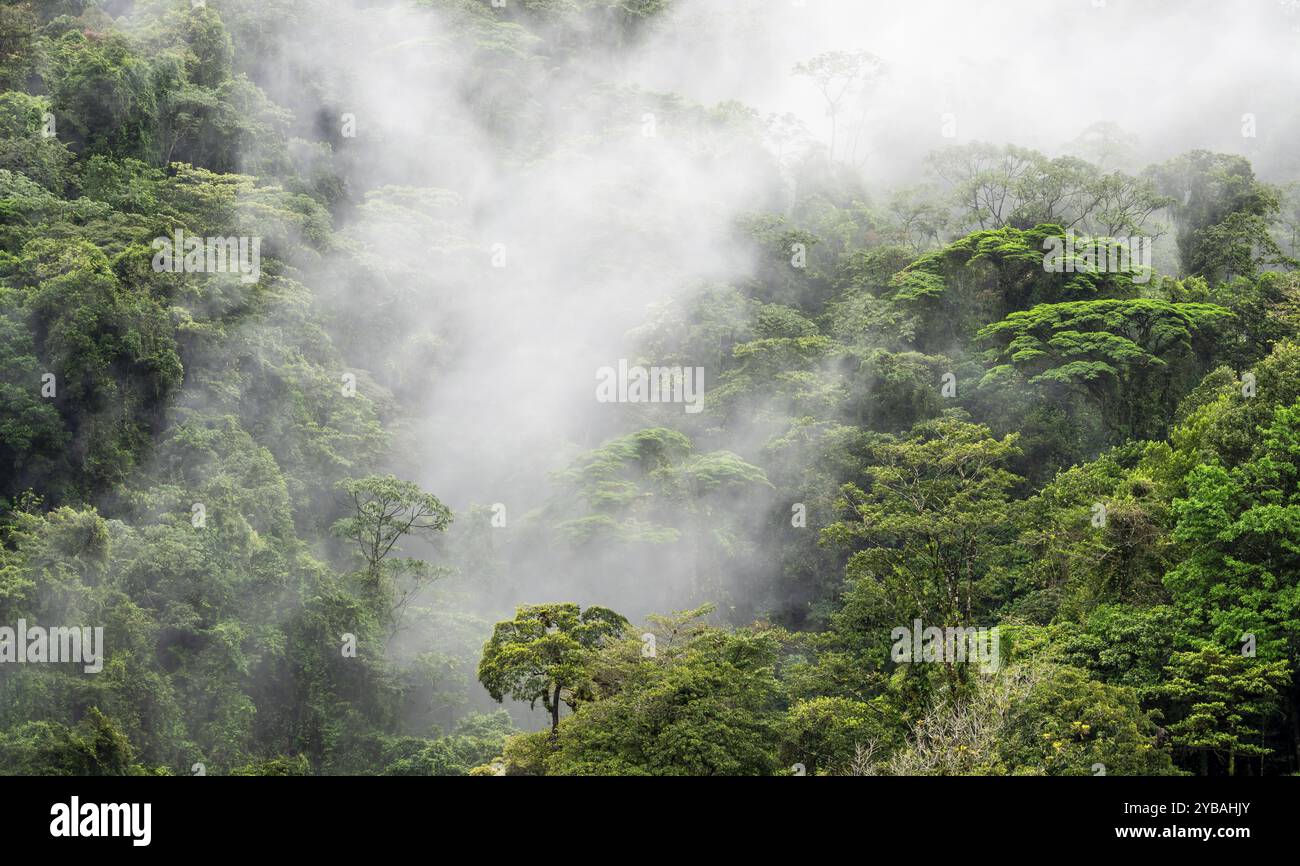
{"left": 1192, "top": 211, "right": 1296, "bottom": 284}
{"left": 779, "top": 696, "right": 899, "bottom": 775}
{"left": 821, "top": 417, "right": 1022, "bottom": 684}
{"left": 928, "top": 143, "right": 1042, "bottom": 231}
{"left": 0, "top": 92, "right": 76, "bottom": 192}
{"left": 544, "top": 625, "right": 786, "bottom": 775}
{"left": 1165, "top": 395, "right": 1300, "bottom": 768}
{"left": 1148, "top": 150, "right": 1287, "bottom": 279}
{"left": 883, "top": 224, "right": 1142, "bottom": 355}
{"left": 477, "top": 603, "right": 629, "bottom": 736}
{"left": 0, "top": 3, "right": 37, "bottom": 91}
{"left": 979, "top": 298, "right": 1232, "bottom": 441}
{"left": 1063, "top": 121, "right": 1140, "bottom": 171}
{"left": 1013, "top": 455, "right": 1175, "bottom": 617}
{"left": 331, "top": 474, "right": 452, "bottom": 621}
{"left": 1059, "top": 605, "right": 1181, "bottom": 697}
{"left": 3, "top": 237, "right": 183, "bottom": 499}
{"left": 183, "top": 6, "right": 234, "bottom": 90}
{"left": 380, "top": 711, "right": 516, "bottom": 776}
{"left": 792, "top": 50, "right": 884, "bottom": 163}
{"left": 43, "top": 30, "right": 160, "bottom": 160}
{"left": 1277, "top": 181, "right": 1300, "bottom": 261}
{"left": 861, "top": 660, "right": 1176, "bottom": 776}
{"left": 1155, "top": 646, "right": 1288, "bottom": 776}
{"left": 999, "top": 663, "right": 1177, "bottom": 776}
{"left": 1088, "top": 171, "right": 1172, "bottom": 237}
{"left": 884, "top": 185, "right": 949, "bottom": 251}
{"left": 929, "top": 143, "right": 1166, "bottom": 237}
{"left": 0, "top": 707, "right": 163, "bottom": 776}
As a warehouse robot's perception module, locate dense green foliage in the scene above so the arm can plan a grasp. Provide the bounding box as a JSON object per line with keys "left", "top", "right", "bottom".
{"left": 2, "top": 0, "right": 1299, "bottom": 777}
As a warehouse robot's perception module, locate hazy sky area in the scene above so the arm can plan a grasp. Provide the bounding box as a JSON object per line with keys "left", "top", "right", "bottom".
{"left": 631, "top": 0, "right": 1300, "bottom": 180}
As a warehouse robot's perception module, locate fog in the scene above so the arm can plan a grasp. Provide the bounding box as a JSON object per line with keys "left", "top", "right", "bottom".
{"left": 214, "top": 0, "right": 1300, "bottom": 721}
{"left": 635, "top": 0, "right": 1300, "bottom": 179}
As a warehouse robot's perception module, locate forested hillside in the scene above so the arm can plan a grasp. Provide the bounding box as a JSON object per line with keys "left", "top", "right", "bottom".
{"left": 2, "top": 0, "right": 1300, "bottom": 777}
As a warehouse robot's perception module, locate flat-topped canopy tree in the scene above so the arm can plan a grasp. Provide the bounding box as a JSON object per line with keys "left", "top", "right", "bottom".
{"left": 884, "top": 224, "right": 1144, "bottom": 354}
{"left": 478, "top": 603, "right": 629, "bottom": 736}
{"left": 978, "top": 298, "right": 1232, "bottom": 442}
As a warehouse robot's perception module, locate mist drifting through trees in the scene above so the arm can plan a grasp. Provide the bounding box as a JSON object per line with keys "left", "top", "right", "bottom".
{"left": 1, "top": 0, "right": 1300, "bottom": 787}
